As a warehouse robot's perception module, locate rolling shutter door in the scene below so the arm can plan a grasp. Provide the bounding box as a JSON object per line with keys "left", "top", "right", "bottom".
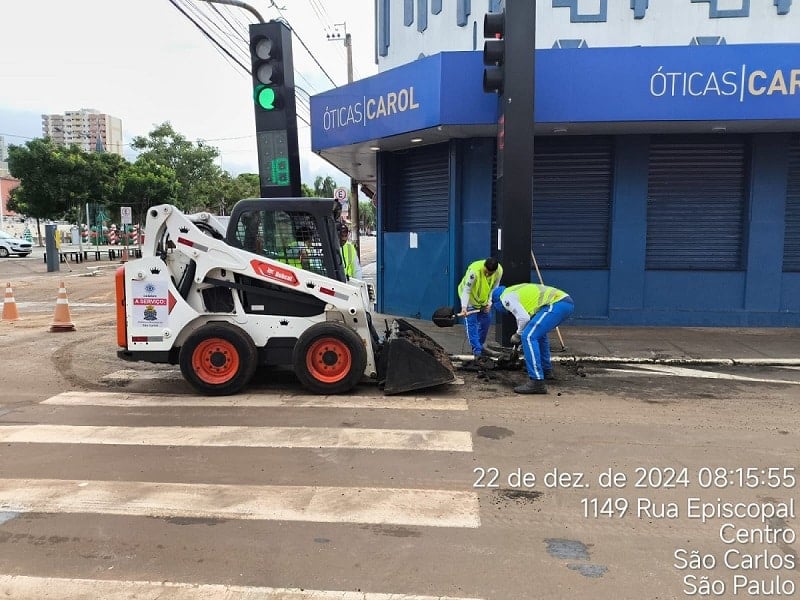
{"left": 386, "top": 143, "right": 449, "bottom": 232}
{"left": 784, "top": 136, "right": 800, "bottom": 272}
{"left": 532, "top": 136, "right": 613, "bottom": 269}
{"left": 646, "top": 136, "right": 747, "bottom": 270}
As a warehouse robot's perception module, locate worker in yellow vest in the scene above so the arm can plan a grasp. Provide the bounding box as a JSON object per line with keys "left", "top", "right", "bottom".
{"left": 338, "top": 222, "right": 362, "bottom": 280}
{"left": 491, "top": 283, "right": 574, "bottom": 394}
{"left": 457, "top": 257, "right": 503, "bottom": 360}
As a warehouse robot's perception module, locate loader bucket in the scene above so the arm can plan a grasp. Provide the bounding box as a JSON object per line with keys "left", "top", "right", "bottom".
{"left": 380, "top": 318, "right": 456, "bottom": 395}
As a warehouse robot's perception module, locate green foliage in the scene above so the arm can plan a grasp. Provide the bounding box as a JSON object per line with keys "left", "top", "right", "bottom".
{"left": 130, "top": 122, "right": 223, "bottom": 212}
{"left": 7, "top": 138, "right": 71, "bottom": 219}
{"left": 117, "top": 159, "right": 179, "bottom": 224}
{"left": 313, "top": 176, "right": 338, "bottom": 198}
{"left": 359, "top": 200, "right": 376, "bottom": 232}
{"left": 301, "top": 183, "right": 315, "bottom": 197}
{"left": 5, "top": 122, "right": 347, "bottom": 224}
{"left": 211, "top": 173, "right": 260, "bottom": 214}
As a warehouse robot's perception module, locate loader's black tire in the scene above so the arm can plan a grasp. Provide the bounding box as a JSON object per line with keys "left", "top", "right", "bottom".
{"left": 293, "top": 322, "right": 366, "bottom": 395}
{"left": 179, "top": 323, "right": 258, "bottom": 396}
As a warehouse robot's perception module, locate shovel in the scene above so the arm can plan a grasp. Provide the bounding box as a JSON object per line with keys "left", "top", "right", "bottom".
{"left": 431, "top": 306, "right": 480, "bottom": 328}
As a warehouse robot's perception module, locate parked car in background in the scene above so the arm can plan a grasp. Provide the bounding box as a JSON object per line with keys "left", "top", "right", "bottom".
{"left": 0, "top": 230, "right": 33, "bottom": 258}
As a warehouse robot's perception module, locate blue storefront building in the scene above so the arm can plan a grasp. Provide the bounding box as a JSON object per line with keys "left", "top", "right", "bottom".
{"left": 310, "top": 2, "right": 800, "bottom": 327}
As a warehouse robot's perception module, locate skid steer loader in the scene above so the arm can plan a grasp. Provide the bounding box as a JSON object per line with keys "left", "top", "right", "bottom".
{"left": 115, "top": 199, "right": 455, "bottom": 396}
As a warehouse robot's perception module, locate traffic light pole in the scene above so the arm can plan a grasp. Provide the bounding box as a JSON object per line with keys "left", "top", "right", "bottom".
{"left": 484, "top": 0, "right": 536, "bottom": 345}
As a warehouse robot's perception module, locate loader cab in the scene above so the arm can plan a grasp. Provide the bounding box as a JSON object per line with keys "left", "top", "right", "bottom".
{"left": 226, "top": 198, "right": 346, "bottom": 283}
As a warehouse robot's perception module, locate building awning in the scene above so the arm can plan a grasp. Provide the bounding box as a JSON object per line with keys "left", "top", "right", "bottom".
{"left": 311, "top": 44, "right": 800, "bottom": 181}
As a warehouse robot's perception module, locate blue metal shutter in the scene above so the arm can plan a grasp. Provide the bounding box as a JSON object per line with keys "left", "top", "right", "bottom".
{"left": 784, "top": 136, "right": 800, "bottom": 272}
{"left": 532, "top": 136, "right": 613, "bottom": 269}
{"left": 386, "top": 143, "right": 450, "bottom": 231}
{"left": 646, "top": 136, "right": 747, "bottom": 270}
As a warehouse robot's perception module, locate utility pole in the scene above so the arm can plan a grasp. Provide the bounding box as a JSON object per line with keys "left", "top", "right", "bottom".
{"left": 327, "top": 23, "right": 360, "bottom": 255}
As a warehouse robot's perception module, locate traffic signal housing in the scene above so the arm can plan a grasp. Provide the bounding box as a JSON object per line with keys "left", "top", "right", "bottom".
{"left": 250, "top": 22, "right": 293, "bottom": 119}
{"left": 483, "top": 10, "right": 505, "bottom": 94}
{"left": 249, "top": 21, "right": 301, "bottom": 197}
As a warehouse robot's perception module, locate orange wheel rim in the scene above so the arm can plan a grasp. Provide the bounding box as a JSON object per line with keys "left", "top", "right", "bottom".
{"left": 306, "top": 337, "right": 352, "bottom": 383}
{"left": 192, "top": 338, "right": 240, "bottom": 384}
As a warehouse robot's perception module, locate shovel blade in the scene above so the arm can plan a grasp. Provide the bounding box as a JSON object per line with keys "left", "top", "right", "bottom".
{"left": 431, "top": 305, "right": 457, "bottom": 327}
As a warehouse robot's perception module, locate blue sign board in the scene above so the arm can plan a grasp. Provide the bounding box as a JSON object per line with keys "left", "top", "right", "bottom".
{"left": 311, "top": 44, "right": 800, "bottom": 151}
{"left": 540, "top": 43, "right": 800, "bottom": 123}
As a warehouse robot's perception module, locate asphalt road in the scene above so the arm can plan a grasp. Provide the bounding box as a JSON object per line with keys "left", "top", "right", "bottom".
{"left": 0, "top": 250, "right": 798, "bottom": 599}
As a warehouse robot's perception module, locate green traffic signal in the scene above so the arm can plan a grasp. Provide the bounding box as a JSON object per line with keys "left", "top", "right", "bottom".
{"left": 255, "top": 85, "right": 277, "bottom": 111}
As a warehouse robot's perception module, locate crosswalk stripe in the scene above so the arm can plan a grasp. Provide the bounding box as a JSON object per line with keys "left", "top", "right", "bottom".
{"left": 0, "top": 424, "right": 473, "bottom": 452}
{"left": 0, "top": 574, "right": 486, "bottom": 599}
{"left": 0, "top": 478, "right": 481, "bottom": 528}
{"left": 43, "top": 391, "right": 469, "bottom": 411}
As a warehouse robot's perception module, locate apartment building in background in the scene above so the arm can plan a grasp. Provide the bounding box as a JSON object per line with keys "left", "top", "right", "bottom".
{"left": 42, "top": 108, "right": 124, "bottom": 156}
{"left": 0, "top": 136, "right": 8, "bottom": 177}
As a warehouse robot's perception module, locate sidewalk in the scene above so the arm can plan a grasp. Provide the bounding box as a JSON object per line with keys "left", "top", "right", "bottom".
{"left": 387, "top": 315, "right": 800, "bottom": 366}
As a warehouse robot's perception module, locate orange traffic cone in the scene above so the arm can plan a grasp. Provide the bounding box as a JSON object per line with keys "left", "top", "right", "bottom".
{"left": 50, "top": 281, "right": 76, "bottom": 332}
{"left": 2, "top": 282, "right": 20, "bottom": 322}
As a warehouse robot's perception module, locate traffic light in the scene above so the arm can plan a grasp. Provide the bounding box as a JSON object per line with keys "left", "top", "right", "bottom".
{"left": 483, "top": 10, "right": 505, "bottom": 94}
{"left": 249, "top": 21, "right": 301, "bottom": 197}
{"left": 250, "top": 22, "right": 293, "bottom": 118}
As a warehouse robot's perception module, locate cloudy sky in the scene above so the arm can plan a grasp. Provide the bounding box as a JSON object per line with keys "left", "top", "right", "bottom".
{"left": 0, "top": 0, "right": 377, "bottom": 184}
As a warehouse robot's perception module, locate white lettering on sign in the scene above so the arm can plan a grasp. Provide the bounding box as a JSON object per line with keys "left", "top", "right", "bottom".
{"left": 649, "top": 64, "right": 800, "bottom": 102}
{"left": 323, "top": 86, "right": 420, "bottom": 132}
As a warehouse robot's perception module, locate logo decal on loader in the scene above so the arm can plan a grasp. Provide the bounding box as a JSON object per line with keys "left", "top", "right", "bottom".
{"left": 251, "top": 259, "right": 300, "bottom": 286}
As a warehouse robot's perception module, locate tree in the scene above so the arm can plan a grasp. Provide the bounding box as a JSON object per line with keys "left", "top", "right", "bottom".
{"left": 116, "top": 159, "right": 179, "bottom": 226}
{"left": 359, "top": 200, "right": 376, "bottom": 233}
{"left": 7, "top": 139, "right": 69, "bottom": 216}
{"left": 130, "top": 122, "right": 223, "bottom": 212}
{"left": 313, "top": 176, "right": 337, "bottom": 198}
{"left": 209, "top": 173, "right": 260, "bottom": 214}
{"left": 7, "top": 139, "right": 77, "bottom": 245}
{"left": 63, "top": 149, "right": 128, "bottom": 224}
{"left": 301, "top": 183, "right": 315, "bottom": 197}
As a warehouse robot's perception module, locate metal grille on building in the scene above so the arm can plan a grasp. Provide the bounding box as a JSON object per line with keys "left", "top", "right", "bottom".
{"left": 646, "top": 136, "right": 746, "bottom": 271}
{"left": 385, "top": 143, "right": 450, "bottom": 232}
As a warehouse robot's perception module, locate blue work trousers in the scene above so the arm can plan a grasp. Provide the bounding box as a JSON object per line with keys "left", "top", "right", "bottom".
{"left": 464, "top": 308, "right": 491, "bottom": 357}
{"left": 520, "top": 297, "right": 574, "bottom": 380}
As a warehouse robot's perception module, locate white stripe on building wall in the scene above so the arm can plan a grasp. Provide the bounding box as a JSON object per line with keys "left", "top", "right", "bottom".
{"left": 0, "top": 479, "right": 481, "bottom": 528}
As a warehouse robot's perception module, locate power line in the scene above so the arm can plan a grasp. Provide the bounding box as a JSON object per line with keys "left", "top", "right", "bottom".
{"left": 166, "top": 0, "right": 250, "bottom": 74}
{"left": 176, "top": 0, "right": 250, "bottom": 69}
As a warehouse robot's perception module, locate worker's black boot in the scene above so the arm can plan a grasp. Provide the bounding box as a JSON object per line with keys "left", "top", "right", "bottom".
{"left": 514, "top": 379, "right": 547, "bottom": 394}
{"left": 544, "top": 369, "right": 556, "bottom": 381}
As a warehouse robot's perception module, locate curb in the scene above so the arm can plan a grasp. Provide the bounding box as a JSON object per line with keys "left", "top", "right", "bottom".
{"left": 452, "top": 354, "right": 800, "bottom": 367}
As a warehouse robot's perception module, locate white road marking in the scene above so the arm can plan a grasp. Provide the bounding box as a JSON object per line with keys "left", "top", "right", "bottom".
{"left": 609, "top": 364, "right": 800, "bottom": 385}
{"left": 0, "top": 574, "right": 485, "bottom": 599}
{"left": 16, "top": 301, "right": 114, "bottom": 309}
{"left": 0, "top": 478, "right": 481, "bottom": 528}
{"left": 0, "top": 424, "right": 473, "bottom": 452}
{"left": 43, "top": 390, "right": 469, "bottom": 411}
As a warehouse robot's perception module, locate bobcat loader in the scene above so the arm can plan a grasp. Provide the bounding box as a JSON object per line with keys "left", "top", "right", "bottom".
{"left": 115, "top": 199, "right": 455, "bottom": 396}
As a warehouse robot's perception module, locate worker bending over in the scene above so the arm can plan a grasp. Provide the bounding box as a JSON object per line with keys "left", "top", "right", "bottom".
{"left": 491, "top": 283, "right": 574, "bottom": 394}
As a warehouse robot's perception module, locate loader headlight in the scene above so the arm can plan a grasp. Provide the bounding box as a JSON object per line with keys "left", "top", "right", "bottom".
{"left": 367, "top": 283, "right": 376, "bottom": 304}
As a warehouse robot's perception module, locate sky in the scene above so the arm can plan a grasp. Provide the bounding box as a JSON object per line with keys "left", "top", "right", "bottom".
{"left": 0, "top": 0, "right": 377, "bottom": 185}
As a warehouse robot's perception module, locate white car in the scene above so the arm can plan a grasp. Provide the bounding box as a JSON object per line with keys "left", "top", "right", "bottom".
{"left": 0, "top": 230, "right": 33, "bottom": 258}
